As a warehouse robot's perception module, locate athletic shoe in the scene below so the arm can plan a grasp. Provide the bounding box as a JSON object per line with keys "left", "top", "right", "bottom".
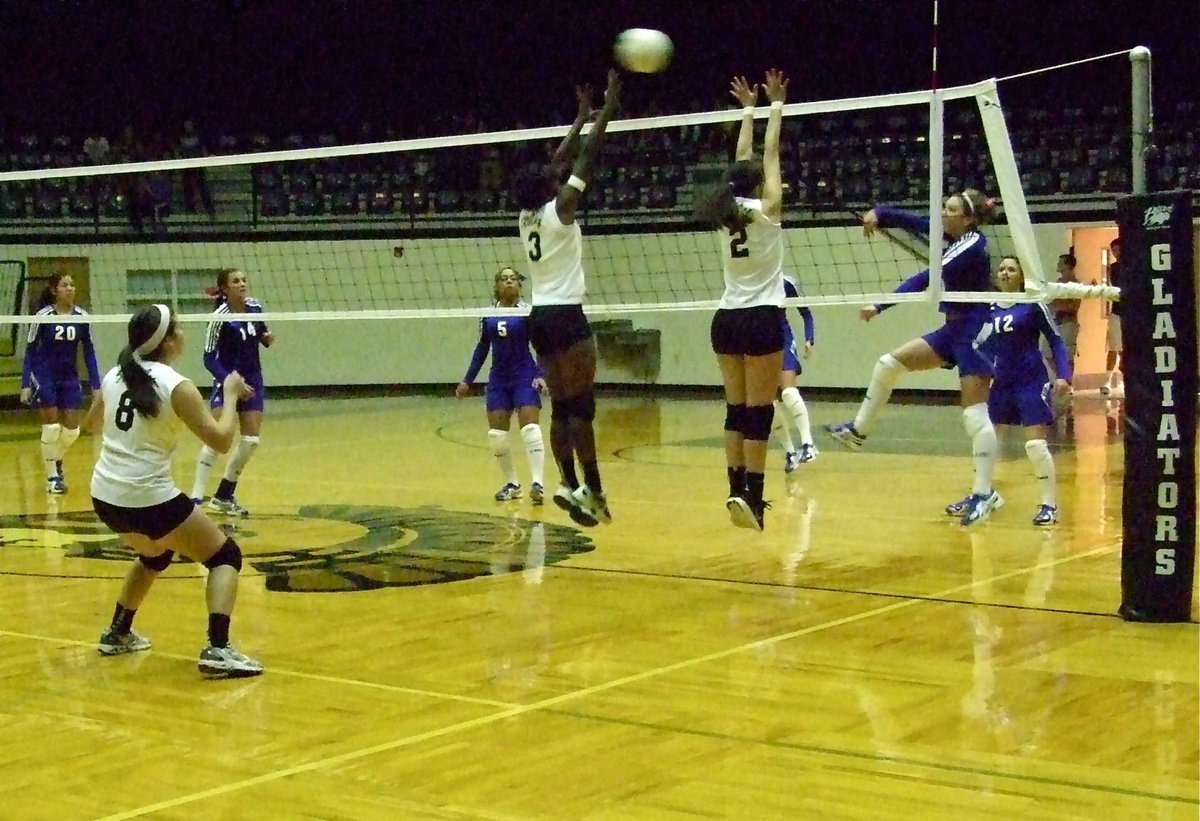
{"left": 1032, "top": 504, "right": 1059, "bottom": 526}
{"left": 797, "top": 443, "right": 819, "bottom": 464}
{"left": 824, "top": 421, "right": 866, "bottom": 451}
{"left": 198, "top": 644, "right": 264, "bottom": 678}
{"left": 552, "top": 485, "right": 578, "bottom": 513}
{"left": 208, "top": 496, "right": 249, "bottom": 517}
{"left": 571, "top": 485, "right": 612, "bottom": 526}
{"left": 494, "top": 482, "right": 522, "bottom": 502}
{"left": 529, "top": 482, "right": 544, "bottom": 506}
{"left": 961, "top": 490, "right": 1002, "bottom": 527}
{"left": 784, "top": 451, "right": 800, "bottom": 473}
{"left": 945, "top": 495, "right": 972, "bottom": 516}
{"left": 98, "top": 627, "right": 152, "bottom": 656}
{"left": 46, "top": 476, "right": 66, "bottom": 495}
{"left": 727, "top": 495, "right": 769, "bottom": 532}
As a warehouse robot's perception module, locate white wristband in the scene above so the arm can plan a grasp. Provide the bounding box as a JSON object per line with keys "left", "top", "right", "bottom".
{"left": 742, "top": 106, "right": 755, "bottom": 116}
{"left": 566, "top": 175, "right": 587, "bottom": 192}
{"left": 770, "top": 101, "right": 783, "bottom": 111}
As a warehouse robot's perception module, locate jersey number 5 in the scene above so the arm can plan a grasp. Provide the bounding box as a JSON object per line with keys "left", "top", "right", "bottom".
{"left": 114, "top": 392, "right": 137, "bottom": 431}
{"left": 526, "top": 231, "right": 542, "bottom": 262}
{"left": 729, "top": 228, "right": 750, "bottom": 259}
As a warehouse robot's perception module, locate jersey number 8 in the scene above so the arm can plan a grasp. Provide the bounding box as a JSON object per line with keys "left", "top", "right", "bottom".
{"left": 114, "top": 392, "right": 137, "bottom": 431}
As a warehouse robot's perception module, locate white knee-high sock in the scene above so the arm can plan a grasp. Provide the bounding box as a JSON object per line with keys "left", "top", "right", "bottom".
{"left": 489, "top": 429, "right": 517, "bottom": 485}
{"left": 56, "top": 425, "right": 80, "bottom": 459}
{"left": 520, "top": 423, "right": 545, "bottom": 485}
{"left": 854, "top": 354, "right": 906, "bottom": 435}
{"left": 773, "top": 401, "right": 795, "bottom": 452}
{"left": 191, "top": 445, "right": 218, "bottom": 499}
{"left": 781, "top": 387, "right": 812, "bottom": 446}
{"left": 1024, "top": 438, "right": 1056, "bottom": 507}
{"left": 962, "top": 403, "right": 997, "bottom": 496}
{"left": 40, "top": 424, "right": 61, "bottom": 479}
{"left": 222, "top": 435, "right": 260, "bottom": 482}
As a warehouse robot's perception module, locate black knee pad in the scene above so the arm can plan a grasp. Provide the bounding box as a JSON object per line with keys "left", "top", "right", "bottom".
{"left": 139, "top": 550, "right": 174, "bottom": 572}
{"left": 743, "top": 404, "right": 774, "bottom": 441}
{"left": 724, "top": 403, "right": 746, "bottom": 433}
{"left": 202, "top": 537, "right": 243, "bottom": 572}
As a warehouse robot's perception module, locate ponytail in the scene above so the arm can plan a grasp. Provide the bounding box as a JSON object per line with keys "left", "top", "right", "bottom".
{"left": 35, "top": 273, "right": 64, "bottom": 310}
{"left": 119, "top": 303, "right": 176, "bottom": 418}
{"left": 693, "top": 159, "right": 763, "bottom": 232}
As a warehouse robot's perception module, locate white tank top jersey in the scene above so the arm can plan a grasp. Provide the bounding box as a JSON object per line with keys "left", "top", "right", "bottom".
{"left": 718, "top": 197, "right": 785, "bottom": 310}
{"left": 91, "top": 360, "right": 190, "bottom": 508}
{"left": 519, "top": 197, "right": 585, "bottom": 305}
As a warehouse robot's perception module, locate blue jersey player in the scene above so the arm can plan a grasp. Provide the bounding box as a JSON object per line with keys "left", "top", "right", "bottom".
{"left": 21, "top": 273, "right": 101, "bottom": 493}
{"left": 456, "top": 267, "right": 547, "bottom": 505}
{"left": 190, "top": 268, "right": 273, "bottom": 516}
{"left": 825, "top": 190, "right": 1003, "bottom": 526}
{"left": 774, "top": 274, "right": 817, "bottom": 471}
{"left": 972, "top": 256, "right": 1072, "bottom": 526}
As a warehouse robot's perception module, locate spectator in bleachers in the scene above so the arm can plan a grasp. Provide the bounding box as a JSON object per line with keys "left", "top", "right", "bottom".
{"left": 112, "top": 124, "right": 144, "bottom": 234}
{"left": 176, "top": 119, "right": 215, "bottom": 219}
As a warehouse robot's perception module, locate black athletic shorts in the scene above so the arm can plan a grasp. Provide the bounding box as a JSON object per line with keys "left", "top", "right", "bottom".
{"left": 710, "top": 306, "right": 785, "bottom": 356}
{"left": 528, "top": 304, "right": 593, "bottom": 357}
{"left": 93, "top": 492, "right": 195, "bottom": 541}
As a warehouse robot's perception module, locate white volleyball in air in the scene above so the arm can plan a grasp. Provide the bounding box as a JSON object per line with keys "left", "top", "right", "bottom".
{"left": 614, "top": 28, "right": 673, "bottom": 74}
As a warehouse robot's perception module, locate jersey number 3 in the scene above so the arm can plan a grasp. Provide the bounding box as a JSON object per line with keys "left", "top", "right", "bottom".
{"left": 526, "top": 231, "right": 542, "bottom": 262}
{"left": 729, "top": 228, "right": 750, "bottom": 258}
{"left": 114, "top": 392, "right": 137, "bottom": 431}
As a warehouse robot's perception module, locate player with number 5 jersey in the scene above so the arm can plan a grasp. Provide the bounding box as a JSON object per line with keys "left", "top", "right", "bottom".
{"left": 511, "top": 70, "right": 619, "bottom": 528}
{"left": 456, "top": 266, "right": 547, "bottom": 504}
{"left": 190, "top": 268, "right": 274, "bottom": 517}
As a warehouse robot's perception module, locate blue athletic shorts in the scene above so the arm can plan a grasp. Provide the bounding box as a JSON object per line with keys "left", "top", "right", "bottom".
{"left": 781, "top": 321, "right": 803, "bottom": 374}
{"left": 30, "top": 369, "right": 84, "bottom": 409}
{"left": 988, "top": 380, "right": 1054, "bottom": 427}
{"left": 210, "top": 371, "right": 265, "bottom": 413}
{"left": 922, "top": 316, "right": 993, "bottom": 378}
{"left": 486, "top": 375, "right": 541, "bottom": 413}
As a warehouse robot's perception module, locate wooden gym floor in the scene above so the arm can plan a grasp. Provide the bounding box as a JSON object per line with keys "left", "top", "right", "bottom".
{"left": 0, "top": 392, "right": 1196, "bottom": 819}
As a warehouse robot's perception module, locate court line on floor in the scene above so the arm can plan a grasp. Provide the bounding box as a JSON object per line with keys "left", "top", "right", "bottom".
{"left": 97, "top": 544, "right": 1123, "bottom": 819}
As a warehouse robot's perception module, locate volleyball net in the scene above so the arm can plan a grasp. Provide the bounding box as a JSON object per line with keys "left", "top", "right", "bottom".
{"left": 0, "top": 75, "right": 1076, "bottom": 329}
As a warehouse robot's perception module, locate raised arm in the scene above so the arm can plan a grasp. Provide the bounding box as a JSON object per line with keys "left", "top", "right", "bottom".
{"left": 551, "top": 85, "right": 594, "bottom": 171}
{"left": 556, "top": 70, "right": 621, "bottom": 224}
{"left": 760, "top": 69, "right": 788, "bottom": 219}
{"left": 730, "top": 76, "right": 759, "bottom": 162}
{"left": 172, "top": 373, "right": 247, "bottom": 453}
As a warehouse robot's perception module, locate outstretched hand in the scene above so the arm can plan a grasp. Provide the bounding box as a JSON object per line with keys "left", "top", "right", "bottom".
{"left": 763, "top": 68, "right": 788, "bottom": 104}
{"left": 574, "top": 84, "right": 596, "bottom": 121}
{"left": 730, "top": 76, "right": 759, "bottom": 107}
{"left": 602, "top": 69, "right": 621, "bottom": 111}
{"left": 860, "top": 306, "right": 880, "bottom": 322}
{"left": 861, "top": 209, "right": 880, "bottom": 237}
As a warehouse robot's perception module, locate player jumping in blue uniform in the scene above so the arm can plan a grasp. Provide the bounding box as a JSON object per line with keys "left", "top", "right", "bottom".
{"left": 456, "top": 266, "right": 547, "bottom": 505}
{"left": 190, "top": 268, "right": 274, "bottom": 516}
{"left": 824, "top": 190, "right": 1001, "bottom": 526}
{"left": 20, "top": 273, "right": 101, "bottom": 494}
{"left": 774, "top": 274, "right": 817, "bottom": 471}
{"left": 972, "top": 256, "right": 1072, "bottom": 526}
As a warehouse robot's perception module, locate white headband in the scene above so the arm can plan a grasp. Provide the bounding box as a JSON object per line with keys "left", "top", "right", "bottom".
{"left": 133, "top": 304, "right": 171, "bottom": 358}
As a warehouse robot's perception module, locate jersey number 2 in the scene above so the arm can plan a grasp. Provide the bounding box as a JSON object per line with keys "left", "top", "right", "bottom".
{"left": 729, "top": 228, "right": 750, "bottom": 258}
{"left": 114, "top": 392, "right": 137, "bottom": 431}
{"left": 526, "top": 231, "right": 542, "bottom": 262}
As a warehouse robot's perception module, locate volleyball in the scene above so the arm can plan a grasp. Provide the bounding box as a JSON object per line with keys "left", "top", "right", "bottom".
{"left": 613, "top": 29, "right": 673, "bottom": 74}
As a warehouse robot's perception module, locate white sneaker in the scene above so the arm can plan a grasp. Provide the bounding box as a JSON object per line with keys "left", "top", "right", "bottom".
{"left": 98, "top": 628, "right": 151, "bottom": 656}
{"left": 208, "top": 496, "right": 249, "bottom": 517}
{"left": 961, "top": 490, "right": 1003, "bottom": 527}
{"left": 571, "top": 485, "right": 612, "bottom": 526}
{"left": 552, "top": 485, "right": 578, "bottom": 513}
{"left": 198, "top": 644, "right": 264, "bottom": 677}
